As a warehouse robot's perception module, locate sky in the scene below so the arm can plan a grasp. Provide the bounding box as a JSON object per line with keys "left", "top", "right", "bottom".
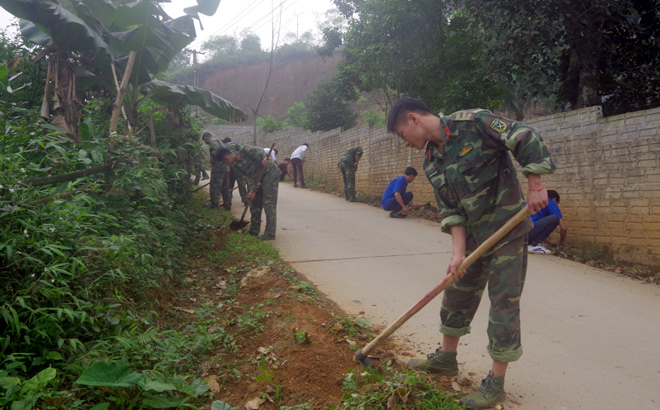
{"left": 0, "top": 0, "right": 338, "bottom": 52}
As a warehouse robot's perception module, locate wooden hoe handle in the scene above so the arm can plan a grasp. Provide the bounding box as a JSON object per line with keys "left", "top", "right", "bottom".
{"left": 360, "top": 205, "right": 530, "bottom": 357}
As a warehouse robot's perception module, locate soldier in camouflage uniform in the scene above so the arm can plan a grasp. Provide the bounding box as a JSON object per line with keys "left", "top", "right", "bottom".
{"left": 202, "top": 133, "right": 231, "bottom": 210}
{"left": 217, "top": 145, "right": 279, "bottom": 240}
{"left": 337, "top": 147, "right": 363, "bottom": 201}
{"left": 387, "top": 97, "right": 555, "bottom": 410}
{"left": 222, "top": 138, "right": 248, "bottom": 205}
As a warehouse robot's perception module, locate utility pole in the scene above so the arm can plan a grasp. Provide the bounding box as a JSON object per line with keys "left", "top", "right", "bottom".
{"left": 191, "top": 49, "right": 205, "bottom": 116}
{"left": 192, "top": 50, "right": 199, "bottom": 116}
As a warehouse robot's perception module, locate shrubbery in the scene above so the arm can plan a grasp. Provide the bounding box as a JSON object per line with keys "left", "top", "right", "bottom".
{"left": 0, "top": 58, "right": 216, "bottom": 408}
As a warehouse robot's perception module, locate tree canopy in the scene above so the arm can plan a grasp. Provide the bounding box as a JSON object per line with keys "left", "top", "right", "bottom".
{"left": 459, "top": 0, "right": 660, "bottom": 116}
{"left": 306, "top": 79, "right": 357, "bottom": 132}
{"left": 328, "top": 0, "right": 660, "bottom": 117}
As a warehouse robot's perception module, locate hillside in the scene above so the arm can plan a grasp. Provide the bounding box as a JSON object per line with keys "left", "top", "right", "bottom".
{"left": 200, "top": 53, "right": 343, "bottom": 121}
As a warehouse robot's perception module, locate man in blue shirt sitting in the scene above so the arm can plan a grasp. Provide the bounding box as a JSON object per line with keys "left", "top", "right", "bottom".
{"left": 528, "top": 189, "right": 568, "bottom": 254}
{"left": 381, "top": 167, "right": 423, "bottom": 218}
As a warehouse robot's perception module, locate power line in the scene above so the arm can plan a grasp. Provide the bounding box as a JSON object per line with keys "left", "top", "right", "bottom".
{"left": 191, "top": 0, "right": 302, "bottom": 49}
{"left": 189, "top": 0, "right": 267, "bottom": 48}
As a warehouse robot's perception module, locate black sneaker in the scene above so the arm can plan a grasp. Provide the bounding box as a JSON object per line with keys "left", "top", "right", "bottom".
{"left": 390, "top": 211, "right": 407, "bottom": 218}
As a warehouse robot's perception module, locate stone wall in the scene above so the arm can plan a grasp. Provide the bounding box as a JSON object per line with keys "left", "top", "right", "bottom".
{"left": 208, "top": 105, "right": 660, "bottom": 266}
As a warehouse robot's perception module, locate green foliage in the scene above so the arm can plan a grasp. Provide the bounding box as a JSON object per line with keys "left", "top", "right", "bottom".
{"left": 237, "top": 304, "right": 268, "bottom": 333}
{"left": 330, "top": 0, "right": 503, "bottom": 113}
{"left": 256, "top": 115, "right": 285, "bottom": 134}
{"left": 339, "top": 362, "right": 463, "bottom": 409}
{"left": 73, "top": 361, "right": 209, "bottom": 409}
{"left": 284, "top": 102, "right": 310, "bottom": 129}
{"left": 330, "top": 0, "right": 660, "bottom": 117}
{"left": 255, "top": 368, "right": 283, "bottom": 401}
{"left": 458, "top": 0, "right": 660, "bottom": 116}
{"left": 0, "top": 367, "right": 57, "bottom": 410}
{"left": 201, "top": 35, "right": 239, "bottom": 59}
{"left": 317, "top": 27, "right": 344, "bottom": 58}
{"left": 240, "top": 33, "right": 262, "bottom": 53}
{"left": 293, "top": 329, "right": 311, "bottom": 345}
{"left": 0, "top": 31, "right": 45, "bottom": 109}
{"left": 211, "top": 400, "right": 239, "bottom": 410}
{"left": 0, "top": 84, "right": 219, "bottom": 408}
{"left": 2, "top": 0, "right": 244, "bottom": 133}
{"left": 360, "top": 107, "right": 385, "bottom": 128}
{"left": 306, "top": 79, "right": 357, "bottom": 132}
{"left": 334, "top": 316, "right": 373, "bottom": 340}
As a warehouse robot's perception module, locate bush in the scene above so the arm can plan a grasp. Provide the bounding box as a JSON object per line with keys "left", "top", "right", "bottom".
{"left": 257, "top": 115, "right": 285, "bottom": 134}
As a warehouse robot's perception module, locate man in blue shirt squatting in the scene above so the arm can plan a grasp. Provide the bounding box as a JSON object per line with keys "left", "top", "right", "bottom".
{"left": 381, "top": 167, "right": 424, "bottom": 218}
{"left": 527, "top": 189, "right": 567, "bottom": 254}
{"left": 387, "top": 96, "right": 555, "bottom": 409}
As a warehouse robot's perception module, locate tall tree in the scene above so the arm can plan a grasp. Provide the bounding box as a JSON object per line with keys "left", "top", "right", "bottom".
{"left": 0, "top": 0, "right": 245, "bottom": 137}
{"left": 248, "top": 2, "right": 281, "bottom": 144}
{"left": 459, "top": 0, "right": 660, "bottom": 115}
{"left": 327, "top": 0, "right": 502, "bottom": 113}
{"left": 240, "top": 33, "right": 262, "bottom": 53}
{"left": 306, "top": 79, "right": 357, "bottom": 132}
{"left": 201, "top": 34, "right": 239, "bottom": 59}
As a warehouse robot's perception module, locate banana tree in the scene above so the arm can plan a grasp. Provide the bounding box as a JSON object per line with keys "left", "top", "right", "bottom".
{"left": 0, "top": 0, "right": 245, "bottom": 140}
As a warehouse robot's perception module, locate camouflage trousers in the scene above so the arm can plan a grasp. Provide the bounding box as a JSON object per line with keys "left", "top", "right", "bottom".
{"left": 439, "top": 235, "right": 528, "bottom": 362}
{"left": 210, "top": 163, "right": 231, "bottom": 209}
{"left": 249, "top": 170, "right": 279, "bottom": 238}
{"left": 229, "top": 167, "right": 248, "bottom": 204}
{"left": 338, "top": 162, "right": 357, "bottom": 201}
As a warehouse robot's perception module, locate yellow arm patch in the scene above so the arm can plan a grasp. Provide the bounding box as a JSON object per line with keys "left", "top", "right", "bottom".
{"left": 490, "top": 119, "right": 508, "bottom": 133}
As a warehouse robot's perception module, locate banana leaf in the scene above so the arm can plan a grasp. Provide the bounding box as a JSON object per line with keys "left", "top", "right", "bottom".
{"left": 142, "top": 80, "right": 246, "bottom": 121}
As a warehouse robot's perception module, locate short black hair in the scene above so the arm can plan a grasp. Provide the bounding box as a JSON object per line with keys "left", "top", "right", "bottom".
{"left": 216, "top": 148, "right": 232, "bottom": 162}
{"left": 221, "top": 137, "right": 232, "bottom": 143}
{"left": 284, "top": 157, "right": 291, "bottom": 161}
{"left": 548, "top": 189, "right": 560, "bottom": 203}
{"left": 302, "top": 143, "right": 309, "bottom": 147}
{"left": 387, "top": 96, "right": 432, "bottom": 133}
{"left": 404, "top": 167, "right": 418, "bottom": 176}
{"left": 202, "top": 132, "right": 212, "bottom": 139}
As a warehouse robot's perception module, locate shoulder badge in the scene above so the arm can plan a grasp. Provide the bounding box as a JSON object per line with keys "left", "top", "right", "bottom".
{"left": 459, "top": 144, "right": 473, "bottom": 157}
{"left": 490, "top": 118, "right": 508, "bottom": 133}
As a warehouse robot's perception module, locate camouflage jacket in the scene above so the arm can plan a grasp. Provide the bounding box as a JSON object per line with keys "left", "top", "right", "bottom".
{"left": 208, "top": 139, "right": 229, "bottom": 172}
{"left": 231, "top": 145, "right": 279, "bottom": 190}
{"left": 338, "top": 147, "right": 363, "bottom": 167}
{"left": 423, "top": 109, "right": 556, "bottom": 250}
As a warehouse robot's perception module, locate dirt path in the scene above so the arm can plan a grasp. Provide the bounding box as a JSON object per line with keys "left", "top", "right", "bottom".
{"left": 233, "top": 183, "right": 660, "bottom": 410}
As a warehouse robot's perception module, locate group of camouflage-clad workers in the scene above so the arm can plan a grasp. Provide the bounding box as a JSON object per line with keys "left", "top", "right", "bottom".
{"left": 202, "top": 133, "right": 280, "bottom": 241}
{"left": 202, "top": 95, "right": 557, "bottom": 409}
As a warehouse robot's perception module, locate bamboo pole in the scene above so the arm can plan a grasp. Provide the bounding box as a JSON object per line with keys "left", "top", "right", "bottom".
{"left": 26, "top": 184, "right": 94, "bottom": 206}
{"left": 110, "top": 62, "right": 133, "bottom": 134}
{"left": 109, "top": 51, "right": 137, "bottom": 135}
{"left": 22, "top": 164, "right": 115, "bottom": 187}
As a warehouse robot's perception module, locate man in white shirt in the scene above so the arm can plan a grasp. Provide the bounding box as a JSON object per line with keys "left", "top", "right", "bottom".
{"left": 290, "top": 143, "right": 309, "bottom": 188}
{"left": 264, "top": 147, "right": 278, "bottom": 163}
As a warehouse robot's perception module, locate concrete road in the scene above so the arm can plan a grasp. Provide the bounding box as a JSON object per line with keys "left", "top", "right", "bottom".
{"left": 232, "top": 183, "right": 660, "bottom": 409}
